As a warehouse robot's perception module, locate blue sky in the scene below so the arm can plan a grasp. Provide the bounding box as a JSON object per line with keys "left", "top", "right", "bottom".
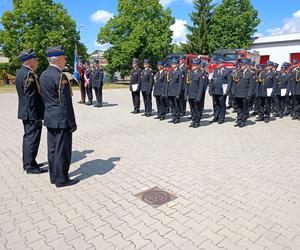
{"left": 1, "top": 0, "right": 300, "bottom": 53}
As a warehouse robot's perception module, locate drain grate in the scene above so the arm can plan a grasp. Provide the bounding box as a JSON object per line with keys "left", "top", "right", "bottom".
{"left": 135, "top": 187, "right": 177, "bottom": 207}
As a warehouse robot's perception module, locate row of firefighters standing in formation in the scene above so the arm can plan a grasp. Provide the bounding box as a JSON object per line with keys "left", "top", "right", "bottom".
{"left": 129, "top": 56, "right": 300, "bottom": 128}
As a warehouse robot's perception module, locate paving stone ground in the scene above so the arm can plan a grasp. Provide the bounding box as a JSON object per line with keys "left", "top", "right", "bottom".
{"left": 0, "top": 89, "right": 300, "bottom": 250}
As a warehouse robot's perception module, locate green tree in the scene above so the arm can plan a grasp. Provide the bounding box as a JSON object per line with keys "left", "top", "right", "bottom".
{"left": 0, "top": 0, "right": 88, "bottom": 74}
{"left": 183, "top": 0, "right": 215, "bottom": 55}
{"left": 210, "top": 0, "right": 260, "bottom": 51}
{"left": 97, "top": 0, "right": 175, "bottom": 77}
{"left": 172, "top": 43, "right": 185, "bottom": 54}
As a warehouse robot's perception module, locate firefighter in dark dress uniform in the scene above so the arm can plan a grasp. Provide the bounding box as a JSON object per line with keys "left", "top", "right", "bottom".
{"left": 40, "top": 45, "right": 79, "bottom": 188}
{"left": 91, "top": 60, "right": 104, "bottom": 107}
{"left": 141, "top": 59, "right": 154, "bottom": 117}
{"left": 209, "top": 59, "right": 233, "bottom": 124}
{"left": 167, "top": 58, "right": 183, "bottom": 124}
{"left": 255, "top": 61, "right": 277, "bottom": 123}
{"left": 199, "top": 61, "right": 208, "bottom": 119}
{"left": 232, "top": 59, "right": 255, "bottom": 128}
{"left": 15, "top": 49, "right": 47, "bottom": 174}
{"left": 185, "top": 59, "right": 207, "bottom": 128}
{"left": 153, "top": 61, "right": 168, "bottom": 120}
{"left": 130, "top": 58, "right": 141, "bottom": 113}
{"left": 179, "top": 55, "right": 188, "bottom": 116}
{"left": 163, "top": 63, "right": 170, "bottom": 114}
{"left": 84, "top": 62, "right": 93, "bottom": 105}
{"left": 291, "top": 60, "right": 300, "bottom": 120}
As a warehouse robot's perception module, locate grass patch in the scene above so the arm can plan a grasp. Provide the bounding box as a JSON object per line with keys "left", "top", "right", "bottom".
{"left": 0, "top": 83, "right": 128, "bottom": 93}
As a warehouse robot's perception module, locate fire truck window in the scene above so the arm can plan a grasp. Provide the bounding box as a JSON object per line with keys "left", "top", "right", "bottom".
{"left": 212, "top": 53, "right": 237, "bottom": 62}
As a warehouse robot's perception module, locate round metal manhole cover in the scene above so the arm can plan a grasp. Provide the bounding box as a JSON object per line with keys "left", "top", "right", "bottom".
{"left": 142, "top": 190, "right": 171, "bottom": 206}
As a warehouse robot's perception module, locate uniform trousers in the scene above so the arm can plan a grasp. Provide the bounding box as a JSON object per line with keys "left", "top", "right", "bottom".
{"left": 47, "top": 128, "right": 72, "bottom": 185}
{"left": 22, "top": 120, "right": 42, "bottom": 170}
{"left": 131, "top": 91, "right": 140, "bottom": 112}
{"left": 155, "top": 95, "right": 166, "bottom": 118}
{"left": 212, "top": 95, "right": 226, "bottom": 122}
{"left": 258, "top": 97, "right": 272, "bottom": 118}
{"left": 168, "top": 96, "right": 181, "bottom": 120}
{"left": 189, "top": 99, "right": 201, "bottom": 123}
{"left": 142, "top": 91, "right": 152, "bottom": 115}
{"left": 235, "top": 97, "right": 249, "bottom": 122}
{"left": 94, "top": 85, "right": 103, "bottom": 105}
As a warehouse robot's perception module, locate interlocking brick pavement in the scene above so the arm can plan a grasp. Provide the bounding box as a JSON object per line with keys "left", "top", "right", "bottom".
{"left": 1, "top": 89, "right": 300, "bottom": 250}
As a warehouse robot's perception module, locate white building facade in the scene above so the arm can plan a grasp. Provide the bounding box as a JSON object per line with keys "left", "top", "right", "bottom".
{"left": 249, "top": 33, "right": 300, "bottom": 66}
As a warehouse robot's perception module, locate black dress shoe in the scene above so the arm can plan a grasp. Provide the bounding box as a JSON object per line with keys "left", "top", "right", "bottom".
{"left": 264, "top": 118, "right": 270, "bottom": 123}
{"left": 218, "top": 120, "right": 224, "bottom": 124}
{"left": 160, "top": 117, "right": 165, "bottom": 121}
{"left": 234, "top": 122, "right": 240, "bottom": 127}
{"left": 174, "top": 119, "right": 180, "bottom": 124}
{"left": 279, "top": 114, "right": 283, "bottom": 118}
{"left": 36, "top": 162, "right": 47, "bottom": 167}
{"left": 255, "top": 117, "right": 264, "bottom": 121}
{"left": 189, "top": 116, "right": 192, "bottom": 120}
{"left": 239, "top": 122, "right": 245, "bottom": 128}
{"left": 85, "top": 102, "right": 92, "bottom": 106}
{"left": 168, "top": 120, "right": 175, "bottom": 123}
{"left": 26, "top": 167, "right": 48, "bottom": 174}
{"left": 193, "top": 123, "right": 200, "bottom": 128}
{"left": 189, "top": 122, "right": 195, "bottom": 127}
{"left": 209, "top": 119, "right": 217, "bottom": 123}
{"left": 55, "top": 178, "right": 80, "bottom": 188}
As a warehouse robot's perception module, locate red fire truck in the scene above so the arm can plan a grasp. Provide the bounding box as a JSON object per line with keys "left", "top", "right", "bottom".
{"left": 208, "top": 49, "right": 260, "bottom": 79}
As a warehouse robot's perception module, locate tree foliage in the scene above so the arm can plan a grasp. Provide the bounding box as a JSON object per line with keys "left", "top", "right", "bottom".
{"left": 210, "top": 0, "right": 260, "bottom": 51}
{"left": 0, "top": 0, "right": 88, "bottom": 74}
{"left": 183, "top": 0, "right": 215, "bottom": 55}
{"left": 97, "top": 0, "right": 175, "bottom": 77}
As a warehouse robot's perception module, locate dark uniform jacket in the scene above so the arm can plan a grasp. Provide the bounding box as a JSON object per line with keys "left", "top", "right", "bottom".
{"left": 85, "top": 67, "right": 92, "bottom": 82}
{"left": 179, "top": 64, "right": 188, "bottom": 91}
{"left": 167, "top": 68, "right": 184, "bottom": 97}
{"left": 291, "top": 68, "right": 300, "bottom": 95}
{"left": 91, "top": 67, "right": 104, "bottom": 88}
{"left": 16, "top": 65, "right": 44, "bottom": 120}
{"left": 209, "top": 67, "right": 233, "bottom": 96}
{"left": 232, "top": 69, "right": 255, "bottom": 98}
{"left": 40, "top": 65, "right": 76, "bottom": 129}
{"left": 153, "top": 70, "right": 167, "bottom": 97}
{"left": 274, "top": 71, "right": 291, "bottom": 96}
{"left": 141, "top": 68, "right": 154, "bottom": 93}
{"left": 185, "top": 70, "right": 207, "bottom": 100}
{"left": 256, "top": 70, "right": 277, "bottom": 97}
{"left": 130, "top": 67, "right": 141, "bottom": 92}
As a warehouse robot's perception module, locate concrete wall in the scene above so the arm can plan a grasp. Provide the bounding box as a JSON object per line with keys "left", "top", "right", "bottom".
{"left": 249, "top": 40, "right": 300, "bottom": 66}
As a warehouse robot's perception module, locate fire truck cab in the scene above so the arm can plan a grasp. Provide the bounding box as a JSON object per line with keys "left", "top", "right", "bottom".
{"left": 208, "top": 49, "right": 260, "bottom": 79}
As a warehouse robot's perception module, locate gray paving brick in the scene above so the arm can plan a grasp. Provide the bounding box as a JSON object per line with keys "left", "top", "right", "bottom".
{"left": 1, "top": 90, "right": 300, "bottom": 250}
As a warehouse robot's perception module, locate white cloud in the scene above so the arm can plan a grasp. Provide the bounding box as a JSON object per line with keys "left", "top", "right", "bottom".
{"left": 90, "top": 10, "right": 113, "bottom": 23}
{"left": 159, "top": 0, "right": 175, "bottom": 7}
{"left": 267, "top": 9, "right": 300, "bottom": 35}
{"left": 170, "top": 19, "right": 188, "bottom": 43}
{"left": 184, "top": 0, "right": 193, "bottom": 4}
{"left": 94, "top": 41, "right": 111, "bottom": 51}
{"left": 253, "top": 32, "right": 263, "bottom": 37}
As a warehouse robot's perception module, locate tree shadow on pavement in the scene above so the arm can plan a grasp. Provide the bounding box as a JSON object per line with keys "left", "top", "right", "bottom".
{"left": 71, "top": 150, "right": 94, "bottom": 164}
{"left": 69, "top": 157, "right": 121, "bottom": 181}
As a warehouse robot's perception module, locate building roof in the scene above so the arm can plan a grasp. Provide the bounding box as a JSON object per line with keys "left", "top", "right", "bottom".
{"left": 253, "top": 32, "right": 300, "bottom": 45}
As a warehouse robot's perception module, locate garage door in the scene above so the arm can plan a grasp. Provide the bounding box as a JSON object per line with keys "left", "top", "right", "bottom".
{"left": 260, "top": 55, "right": 269, "bottom": 64}
{"left": 290, "top": 53, "right": 300, "bottom": 64}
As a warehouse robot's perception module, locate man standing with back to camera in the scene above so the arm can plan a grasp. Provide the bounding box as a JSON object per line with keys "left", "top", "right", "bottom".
{"left": 40, "top": 45, "right": 79, "bottom": 188}
{"left": 15, "top": 49, "right": 48, "bottom": 174}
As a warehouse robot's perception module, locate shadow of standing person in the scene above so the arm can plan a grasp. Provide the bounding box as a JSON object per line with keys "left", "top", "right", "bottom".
{"left": 69, "top": 157, "right": 121, "bottom": 181}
